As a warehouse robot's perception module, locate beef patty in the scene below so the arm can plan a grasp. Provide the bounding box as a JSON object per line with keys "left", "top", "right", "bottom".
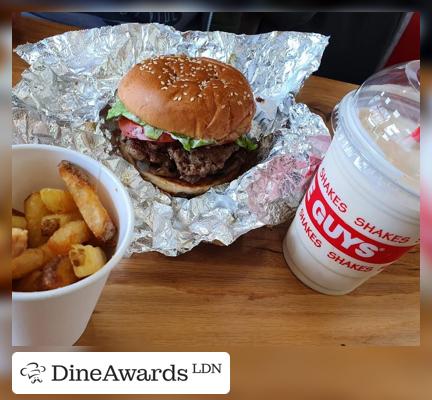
{"left": 120, "top": 136, "right": 245, "bottom": 184}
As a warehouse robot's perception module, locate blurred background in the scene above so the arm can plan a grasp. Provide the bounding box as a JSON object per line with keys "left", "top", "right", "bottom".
{"left": 20, "top": 11, "right": 421, "bottom": 84}
{"left": 2, "top": 8, "right": 432, "bottom": 400}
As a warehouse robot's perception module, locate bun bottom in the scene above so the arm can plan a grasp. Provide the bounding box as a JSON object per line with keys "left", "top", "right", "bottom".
{"left": 138, "top": 168, "right": 241, "bottom": 197}
{"left": 118, "top": 139, "right": 247, "bottom": 197}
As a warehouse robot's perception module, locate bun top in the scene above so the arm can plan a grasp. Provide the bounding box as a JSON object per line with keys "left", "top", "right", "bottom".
{"left": 117, "top": 55, "right": 255, "bottom": 142}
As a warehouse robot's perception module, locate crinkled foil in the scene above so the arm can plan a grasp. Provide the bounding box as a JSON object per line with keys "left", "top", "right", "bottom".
{"left": 13, "top": 23, "right": 331, "bottom": 256}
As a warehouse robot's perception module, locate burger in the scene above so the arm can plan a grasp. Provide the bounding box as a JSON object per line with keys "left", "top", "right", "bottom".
{"left": 107, "top": 55, "right": 257, "bottom": 196}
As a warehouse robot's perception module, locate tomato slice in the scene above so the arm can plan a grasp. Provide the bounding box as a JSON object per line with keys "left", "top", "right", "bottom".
{"left": 118, "top": 117, "right": 148, "bottom": 140}
{"left": 156, "top": 132, "right": 176, "bottom": 143}
{"left": 118, "top": 117, "right": 176, "bottom": 143}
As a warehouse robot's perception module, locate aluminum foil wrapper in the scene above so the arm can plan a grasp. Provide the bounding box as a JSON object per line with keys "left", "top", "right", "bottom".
{"left": 13, "top": 23, "right": 331, "bottom": 256}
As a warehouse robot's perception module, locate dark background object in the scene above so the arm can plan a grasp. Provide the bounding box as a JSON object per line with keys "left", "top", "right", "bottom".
{"left": 213, "top": 12, "right": 413, "bottom": 84}
{"left": 28, "top": 11, "right": 419, "bottom": 84}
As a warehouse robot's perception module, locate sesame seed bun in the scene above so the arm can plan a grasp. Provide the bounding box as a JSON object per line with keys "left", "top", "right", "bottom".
{"left": 117, "top": 55, "right": 255, "bottom": 142}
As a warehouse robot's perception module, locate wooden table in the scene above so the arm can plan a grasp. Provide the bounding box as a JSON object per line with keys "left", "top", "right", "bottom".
{"left": 13, "top": 15, "right": 419, "bottom": 346}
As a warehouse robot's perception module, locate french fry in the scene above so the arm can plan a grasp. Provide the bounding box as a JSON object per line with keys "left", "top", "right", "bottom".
{"left": 47, "top": 220, "right": 91, "bottom": 255}
{"left": 14, "top": 256, "right": 78, "bottom": 292}
{"left": 39, "top": 243, "right": 56, "bottom": 264}
{"left": 38, "top": 256, "right": 79, "bottom": 291}
{"left": 24, "top": 192, "right": 50, "bottom": 247}
{"left": 40, "top": 212, "right": 82, "bottom": 236}
{"left": 12, "top": 228, "right": 28, "bottom": 258}
{"left": 12, "top": 208, "right": 25, "bottom": 217}
{"left": 12, "top": 242, "right": 55, "bottom": 280}
{"left": 69, "top": 244, "right": 107, "bottom": 278}
{"left": 12, "top": 215, "right": 27, "bottom": 229}
{"left": 40, "top": 218, "right": 59, "bottom": 238}
{"left": 13, "top": 269, "right": 43, "bottom": 292}
{"left": 59, "top": 161, "right": 116, "bottom": 243}
{"left": 40, "top": 188, "right": 77, "bottom": 213}
{"left": 53, "top": 256, "right": 79, "bottom": 287}
{"left": 12, "top": 248, "right": 45, "bottom": 279}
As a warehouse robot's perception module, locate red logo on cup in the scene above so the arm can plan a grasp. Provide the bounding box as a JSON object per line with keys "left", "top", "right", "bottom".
{"left": 304, "top": 173, "right": 414, "bottom": 264}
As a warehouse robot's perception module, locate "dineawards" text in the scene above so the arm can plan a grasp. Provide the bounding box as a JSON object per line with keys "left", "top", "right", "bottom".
{"left": 52, "top": 364, "right": 188, "bottom": 382}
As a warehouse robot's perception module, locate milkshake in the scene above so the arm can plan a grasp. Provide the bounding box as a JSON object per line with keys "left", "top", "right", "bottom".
{"left": 283, "top": 61, "right": 420, "bottom": 295}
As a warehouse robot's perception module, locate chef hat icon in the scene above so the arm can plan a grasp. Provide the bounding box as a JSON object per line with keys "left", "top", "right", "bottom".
{"left": 20, "top": 362, "right": 46, "bottom": 383}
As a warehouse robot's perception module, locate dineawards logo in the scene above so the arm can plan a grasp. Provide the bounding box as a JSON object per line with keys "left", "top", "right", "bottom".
{"left": 51, "top": 362, "right": 189, "bottom": 382}
{"left": 20, "top": 362, "right": 47, "bottom": 383}
{"left": 12, "top": 352, "right": 230, "bottom": 395}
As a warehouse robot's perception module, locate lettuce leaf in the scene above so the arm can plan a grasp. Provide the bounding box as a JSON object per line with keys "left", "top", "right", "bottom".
{"left": 235, "top": 135, "right": 258, "bottom": 150}
{"left": 107, "top": 98, "right": 163, "bottom": 139}
{"left": 144, "top": 126, "right": 164, "bottom": 140}
{"left": 169, "top": 133, "right": 215, "bottom": 151}
{"left": 107, "top": 98, "right": 147, "bottom": 126}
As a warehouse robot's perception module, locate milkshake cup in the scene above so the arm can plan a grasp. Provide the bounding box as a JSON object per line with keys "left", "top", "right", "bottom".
{"left": 283, "top": 61, "right": 420, "bottom": 295}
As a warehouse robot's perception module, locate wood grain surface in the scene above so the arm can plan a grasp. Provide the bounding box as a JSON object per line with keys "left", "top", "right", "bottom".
{"left": 12, "top": 15, "right": 419, "bottom": 346}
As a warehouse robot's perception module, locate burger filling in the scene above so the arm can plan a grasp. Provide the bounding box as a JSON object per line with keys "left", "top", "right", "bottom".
{"left": 121, "top": 139, "right": 244, "bottom": 183}
{"left": 107, "top": 98, "right": 257, "bottom": 183}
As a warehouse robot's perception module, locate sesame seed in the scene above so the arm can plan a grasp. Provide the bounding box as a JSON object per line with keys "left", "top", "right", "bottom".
{"left": 190, "top": 97, "right": 195, "bottom": 102}
{"left": 161, "top": 87, "right": 168, "bottom": 90}
{"left": 237, "top": 101, "right": 243, "bottom": 105}
{"left": 221, "top": 105, "right": 226, "bottom": 109}
{"left": 183, "top": 92, "right": 187, "bottom": 95}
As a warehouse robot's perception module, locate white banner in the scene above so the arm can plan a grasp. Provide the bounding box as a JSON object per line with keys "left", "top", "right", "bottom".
{"left": 13, "top": 352, "right": 230, "bottom": 394}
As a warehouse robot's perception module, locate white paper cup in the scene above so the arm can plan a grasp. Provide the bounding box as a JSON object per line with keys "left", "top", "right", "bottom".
{"left": 12, "top": 144, "right": 134, "bottom": 346}
{"left": 283, "top": 90, "right": 420, "bottom": 295}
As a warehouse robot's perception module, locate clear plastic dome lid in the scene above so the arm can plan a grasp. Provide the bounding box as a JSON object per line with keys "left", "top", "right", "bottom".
{"left": 352, "top": 60, "right": 420, "bottom": 190}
